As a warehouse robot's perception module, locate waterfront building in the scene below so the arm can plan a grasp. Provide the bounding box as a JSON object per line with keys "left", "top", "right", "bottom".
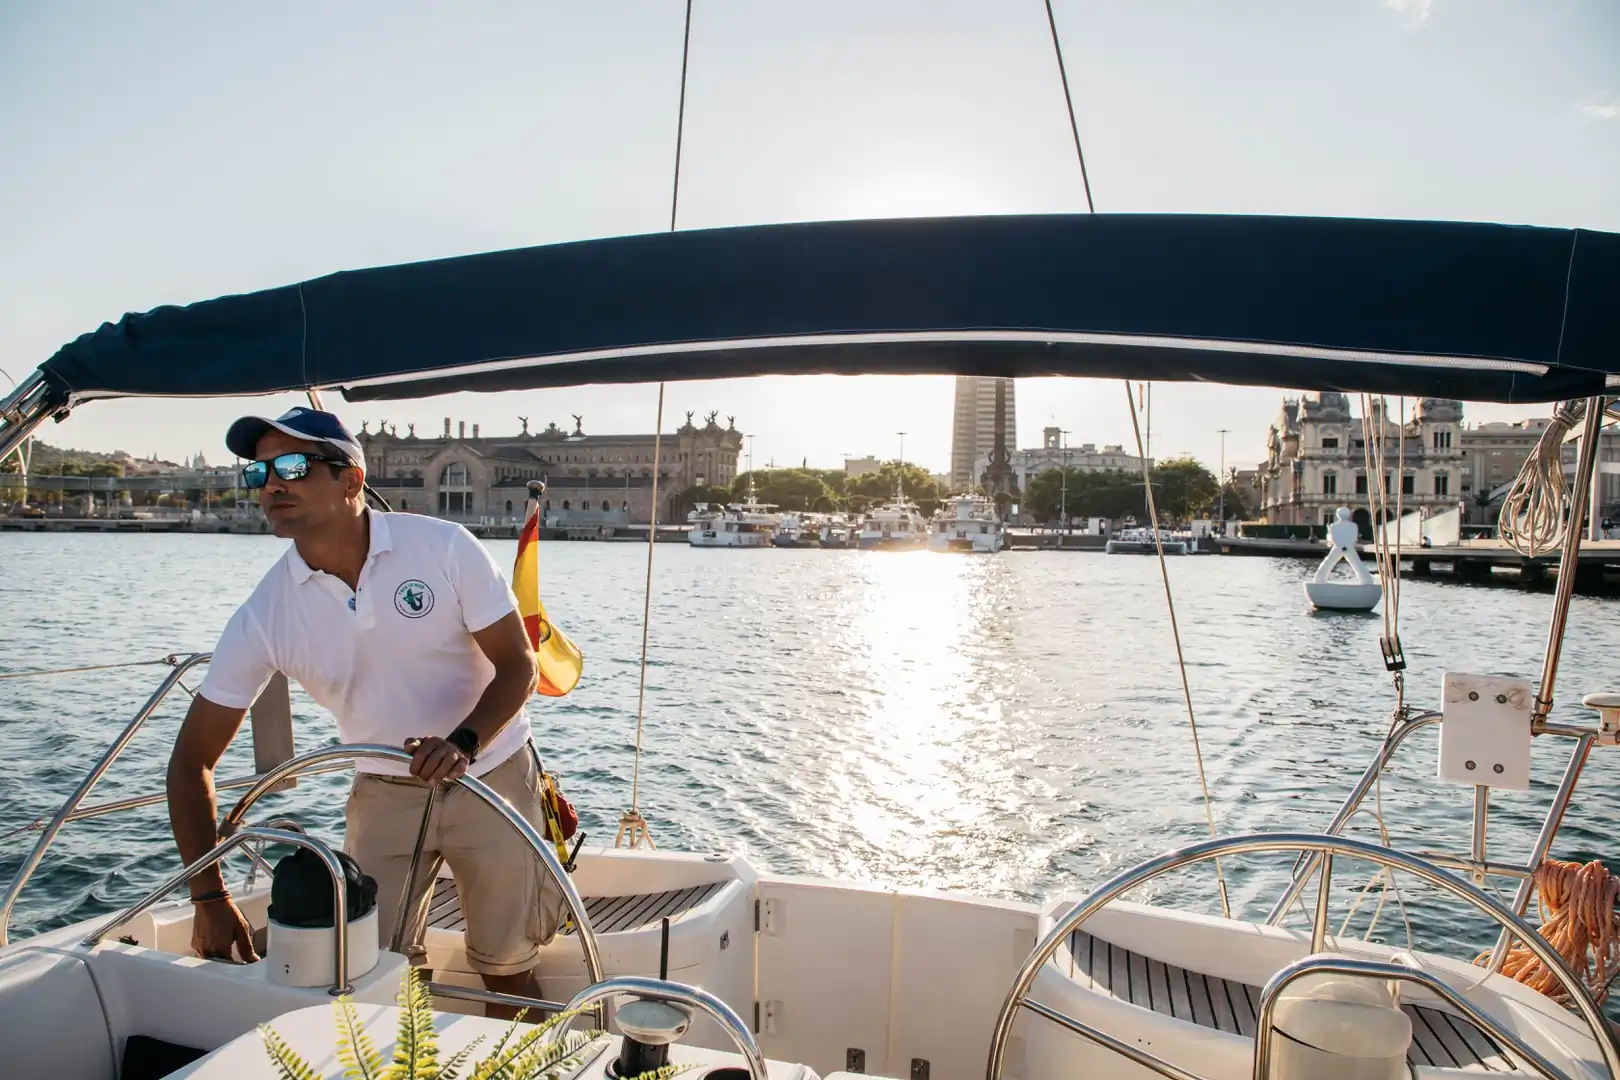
{"left": 1460, "top": 419, "right": 1620, "bottom": 524}
{"left": 975, "top": 428, "right": 1151, "bottom": 491}
{"left": 843, "top": 456, "right": 880, "bottom": 478}
{"left": 949, "top": 376, "right": 1018, "bottom": 490}
{"left": 1257, "top": 393, "right": 1465, "bottom": 528}
{"left": 359, "top": 412, "right": 742, "bottom": 525}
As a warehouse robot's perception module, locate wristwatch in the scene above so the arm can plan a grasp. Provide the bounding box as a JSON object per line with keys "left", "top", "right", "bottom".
{"left": 446, "top": 727, "right": 480, "bottom": 763}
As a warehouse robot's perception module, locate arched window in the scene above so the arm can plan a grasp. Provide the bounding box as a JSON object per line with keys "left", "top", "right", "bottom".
{"left": 438, "top": 462, "right": 473, "bottom": 517}
{"left": 505, "top": 500, "right": 513, "bottom": 515}
{"left": 601, "top": 500, "right": 611, "bottom": 511}
{"left": 562, "top": 499, "right": 571, "bottom": 510}
{"left": 543, "top": 499, "right": 551, "bottom": 511}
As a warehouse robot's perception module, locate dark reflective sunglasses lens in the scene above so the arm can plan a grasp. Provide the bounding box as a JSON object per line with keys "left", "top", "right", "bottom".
{"left": 273, "top": 454, "right": 312, "bottom": 481}
{"left": 242, "top": 461, "right": 269, "bottom": 489}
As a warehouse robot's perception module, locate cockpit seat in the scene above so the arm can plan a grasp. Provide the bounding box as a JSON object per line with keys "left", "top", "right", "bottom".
{"left": 0, "top": 947, "right": 117, "bottom": 1079}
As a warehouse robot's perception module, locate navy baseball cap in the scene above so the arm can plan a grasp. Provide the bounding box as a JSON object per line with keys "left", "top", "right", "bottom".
{"left": 226, "top": 407, "right": 365, "bottom": 469}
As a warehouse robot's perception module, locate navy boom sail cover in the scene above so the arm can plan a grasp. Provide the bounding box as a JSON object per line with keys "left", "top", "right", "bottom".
{"left": 35, "top": 214, "right": 1620, "bottom": 405}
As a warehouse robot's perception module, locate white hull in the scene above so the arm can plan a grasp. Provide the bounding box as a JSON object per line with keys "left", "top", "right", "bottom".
{"left": 3, "top": 846, "right": 1605, "bottom": 1080}
{"left": 1106, "top": 538, "right": 1187, "bottom": 555}
{"left": 1304, "top": 580, "right": 1383, "bottom": 610}
{"left": 928, "top": 530, "right": 1003, "bottom": 553}
{"left": 689, "top": 529, "right": 771, "bottom": 547}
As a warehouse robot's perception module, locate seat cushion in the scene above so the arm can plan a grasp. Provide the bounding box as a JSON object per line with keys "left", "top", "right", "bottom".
{"left": 0, "top": 948, "right": 117, "bottom": 1079}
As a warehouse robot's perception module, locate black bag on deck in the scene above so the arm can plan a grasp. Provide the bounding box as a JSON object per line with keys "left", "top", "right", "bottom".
{"left": 266, "top": 847, "right": 378, "bottom": 928}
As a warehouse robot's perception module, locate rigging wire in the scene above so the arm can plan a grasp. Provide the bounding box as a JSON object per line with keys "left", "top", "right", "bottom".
{"left": 1046, "top": 0, "right": 1225, "bottom": 916}
{"left": 625, "top": 0, "right": 694, "bottom": 843}
{"left": 0, "top": 655, "right": 181, "bottom": 681}
{"left": 1125, "top": 385, "right": 1230, "bottom": 918}
{"left": 1042, "top": 0, "right": 1094, "bottom": 214}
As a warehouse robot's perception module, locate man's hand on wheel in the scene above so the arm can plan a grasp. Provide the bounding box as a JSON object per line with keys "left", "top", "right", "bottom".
{"left": 405, "top": 736, "right": 470, "bottom": 783}
{"left": 191, "top": 896, "right": 259, "bottom": 963}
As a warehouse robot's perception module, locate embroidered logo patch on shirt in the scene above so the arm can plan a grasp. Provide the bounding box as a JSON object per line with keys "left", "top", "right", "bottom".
{"left": 394, "top": 579, "right": 434, "bottom": 619}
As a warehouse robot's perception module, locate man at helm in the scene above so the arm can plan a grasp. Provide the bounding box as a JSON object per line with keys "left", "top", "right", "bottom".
{"left": 165, "top": 406, "right": 562, "bottom": 1016}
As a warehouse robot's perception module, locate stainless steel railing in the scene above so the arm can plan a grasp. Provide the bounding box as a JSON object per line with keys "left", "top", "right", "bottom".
{"left": 1264, "top": 706, "right": 1606, "bottom": 978}
{"left": 0, "top": 652, "right": 212, "bottom": 946}
{"left": 985, "top": 832, "right": 1620, "bottom": 1080}
{"left": 83, "top": 826, "right": 355, "bottom": 994}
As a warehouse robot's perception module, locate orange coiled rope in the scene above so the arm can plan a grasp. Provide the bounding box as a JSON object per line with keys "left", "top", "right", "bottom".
{"left": 1478, "top": 857, "right": 1620, "bottom": 1003}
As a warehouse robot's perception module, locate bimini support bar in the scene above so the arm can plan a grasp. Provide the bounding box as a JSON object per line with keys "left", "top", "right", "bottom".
{"left": 0, "top": 370, "right": 51, "bottom": 465}
{"left": 0, "top": 653, "right": 211, "bottom": 947}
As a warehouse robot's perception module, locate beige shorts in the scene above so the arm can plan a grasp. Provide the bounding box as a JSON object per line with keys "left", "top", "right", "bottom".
{"left": 345, "top": 746, "right": 565, "bottom": 976}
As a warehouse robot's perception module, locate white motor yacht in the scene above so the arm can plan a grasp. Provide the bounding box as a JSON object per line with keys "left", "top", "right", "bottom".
{"left": 1105, "top": 527, "right": 1188, "bottom": 555}
{"left": 771, "top": 513, "right": 819, "bottom": 548}
{"left": 688, "top": 489, "right": 781, "bottom": 548}
{"left": 928, "top": 493, "right": 1004, "bottom": 553}
{"left": 857, "top": 498, "right": 928, "bottom": 550}
{"left": 819, "top": 516, "right": 857, "bottom": 548}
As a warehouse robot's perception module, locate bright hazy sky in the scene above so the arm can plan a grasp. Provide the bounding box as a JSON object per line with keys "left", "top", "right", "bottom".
{"left": 3, "top": 1, "right": 1617, "bottom": 475}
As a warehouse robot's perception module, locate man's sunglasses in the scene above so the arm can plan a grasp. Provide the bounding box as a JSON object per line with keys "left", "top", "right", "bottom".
{"left": 241, "top": 452, "right": 353, "bottom": 490}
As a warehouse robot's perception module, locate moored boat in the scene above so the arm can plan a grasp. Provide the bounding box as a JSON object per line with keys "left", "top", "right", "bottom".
{"left": 1105, "top": 526, "right": 1188, "bottom": 555}
{"left": 857, "top": 498, "right": 928, "bottom": 550}
{"left": 928, "top": 493, "right": 1004, "bottom": 553}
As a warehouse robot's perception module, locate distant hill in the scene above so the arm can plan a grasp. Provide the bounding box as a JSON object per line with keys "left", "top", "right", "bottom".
{"left": 1, "top": 441, "right": 181, "bottom": 477}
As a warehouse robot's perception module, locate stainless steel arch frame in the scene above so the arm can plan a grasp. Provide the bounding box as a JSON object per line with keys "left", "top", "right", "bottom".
{"left": 0, "top": 651, "right": 211, "bottom": 947}
{"left": 549, "top": 975, "right": 767, "bottom": 1080}
{"left": 985, "top": 832, "right": 1620, "bottom": 1080}
{"left": 1253, "top": 955, "right": 1569, "bottom": 1080}
{"left": 221, "top": 743, "right": 604, "bottom": 987}
{"left": 82, "top": 826, "right": 355, "bottom": 994}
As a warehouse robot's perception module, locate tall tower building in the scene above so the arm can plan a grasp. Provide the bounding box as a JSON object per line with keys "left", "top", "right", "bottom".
{"left": 949, "top": 376, "right": 1018, "bottom": 490}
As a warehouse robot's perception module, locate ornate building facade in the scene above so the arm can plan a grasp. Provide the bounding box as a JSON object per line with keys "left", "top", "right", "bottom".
{"left": 1258, "top": 393, "right": 1466, "bottom": 528}
{"left": 975, "top": 427, "right": 1151, "bottom": 491}
{"left": 358, "top": 412, "right": 743, "bottom": 525}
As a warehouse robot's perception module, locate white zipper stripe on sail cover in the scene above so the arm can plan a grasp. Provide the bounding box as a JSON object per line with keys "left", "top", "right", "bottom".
{"left": 332, "top": 328, "right": 1549, "bottom": 393}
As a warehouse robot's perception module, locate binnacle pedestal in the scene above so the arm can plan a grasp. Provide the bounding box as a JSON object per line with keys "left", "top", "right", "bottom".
{"left": 1305, "top": 507, "right": 1383, "bottom": 612}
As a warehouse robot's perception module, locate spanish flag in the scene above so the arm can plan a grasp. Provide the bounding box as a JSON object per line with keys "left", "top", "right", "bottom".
{"left": 513, "top": 490, "right": 583, "bottom": 696}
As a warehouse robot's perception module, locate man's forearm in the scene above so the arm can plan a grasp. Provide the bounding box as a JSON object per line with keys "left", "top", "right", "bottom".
{"left": 456, "top": 659, "right": 538, "bottom": 749}
{"left": 167, "top": 756, "right": 226, "bottom": 896}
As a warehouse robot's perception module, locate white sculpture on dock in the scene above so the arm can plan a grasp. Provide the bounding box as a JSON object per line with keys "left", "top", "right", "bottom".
{"left": 1305, "top": 507, "right": 1383, "bottom": 611}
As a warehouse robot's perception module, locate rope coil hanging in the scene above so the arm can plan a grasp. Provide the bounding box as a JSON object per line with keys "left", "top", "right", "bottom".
{"left": 1477, "top": 857, "right": 1620, "bottom": 1003}
{"left": 1497, "top": 398, "right": 1590, "bottom": 558}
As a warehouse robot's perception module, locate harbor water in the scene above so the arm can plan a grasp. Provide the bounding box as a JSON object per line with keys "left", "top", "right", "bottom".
{"left": 3, "top": 532, "right": 1618, "bottom": 966}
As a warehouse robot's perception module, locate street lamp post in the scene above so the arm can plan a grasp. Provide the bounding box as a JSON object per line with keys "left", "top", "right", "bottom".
{"left": 1217, "top": 428, "right": 1229, "bottom": 527}
{"left": 1060, "top": 430, "right": 1071, "bottom": 533}
{"left": 896, "top": 432, "right": 907, "bottom": 500}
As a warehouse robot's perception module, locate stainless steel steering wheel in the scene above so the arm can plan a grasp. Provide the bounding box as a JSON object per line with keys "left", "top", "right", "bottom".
{"left": 222, "top": 743, "right": 604, "bottom": 987}
{"left": 986, "top": 831, "right": 1619, "bottom": 1080}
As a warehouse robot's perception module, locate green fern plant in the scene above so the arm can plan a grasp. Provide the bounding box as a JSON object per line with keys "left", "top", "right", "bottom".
{"left": 259, "top": 965, "right": 656, "bottom": 1080}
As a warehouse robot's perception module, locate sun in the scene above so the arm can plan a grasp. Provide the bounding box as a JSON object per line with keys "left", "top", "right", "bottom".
{"left": 825, "top": 166, "right": 1004, "bottom": 220}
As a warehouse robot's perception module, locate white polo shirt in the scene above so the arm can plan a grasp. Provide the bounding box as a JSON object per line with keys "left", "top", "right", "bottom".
{"left": 198, "top": 511, "right": 531, "bottom": 778}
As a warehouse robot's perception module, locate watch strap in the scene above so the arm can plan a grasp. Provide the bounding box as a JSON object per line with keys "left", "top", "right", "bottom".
{"left": 447, "top": 727, "right": 480, "bottom": 763}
